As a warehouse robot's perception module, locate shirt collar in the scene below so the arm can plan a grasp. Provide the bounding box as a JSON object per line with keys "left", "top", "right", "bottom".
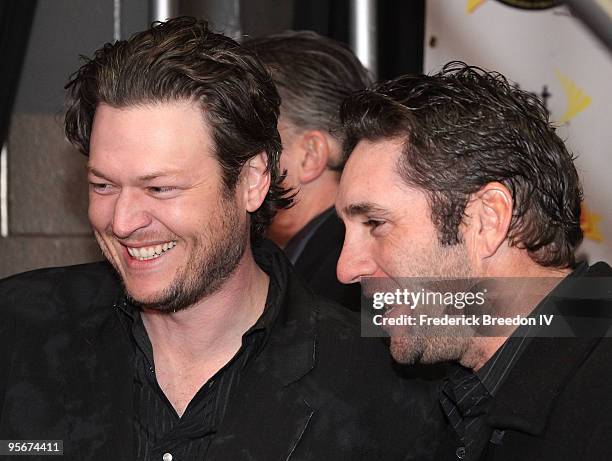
{"left": 474, "top": 260, "right": 593, "bottom": 395}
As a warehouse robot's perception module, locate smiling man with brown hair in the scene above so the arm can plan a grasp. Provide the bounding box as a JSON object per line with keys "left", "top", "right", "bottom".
{"left": 0, "top": 17, "right": 438, "bottom": 461}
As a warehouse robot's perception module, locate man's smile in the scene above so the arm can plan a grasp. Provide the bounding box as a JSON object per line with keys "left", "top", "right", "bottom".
{"left": 124, "top": 241, "right": 178, "bottom": 261}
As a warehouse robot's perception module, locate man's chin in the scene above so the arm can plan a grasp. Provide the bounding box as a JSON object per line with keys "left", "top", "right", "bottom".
{"left": 121, "top": 279, "right": 181, "bottom": 311}
{"left": 125, "top": 289, "right": 172, "bottom": 311}
{"left": 123, "top": 275, "right": 225, "bottom": 314}
{"left": 389, "top": 336, "right": 423, "bottom": 365}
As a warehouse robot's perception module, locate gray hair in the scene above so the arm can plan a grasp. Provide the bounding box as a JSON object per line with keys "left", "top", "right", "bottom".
{"left": 245, "top": 30, "right": 372, "bottom": 170}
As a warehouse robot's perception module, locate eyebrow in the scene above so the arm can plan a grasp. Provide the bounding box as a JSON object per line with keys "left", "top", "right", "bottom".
{"left": 87, "top": 167, "right": 111, "bottom": 181}
{"left": 136, "top": 171, "right": 181, "bottom": 182}
{"left": 87, "top": 167, "right": 182, "bottom": 182}
{"left": 340, "top": 202, "right": 389, "bottom": 218}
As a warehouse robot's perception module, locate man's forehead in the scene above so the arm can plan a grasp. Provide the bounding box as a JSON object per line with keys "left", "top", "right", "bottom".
{"left": 341, "top": 139, "right": 404, "bottom": 189}
{"left": 337, "top": 138, "right": 408, "bottom": 215}
{"left": 344, "top": 138, "right": 403, "bottom": 171}
{"left": 88, "top": 101, "right": 218, "bottom": 169}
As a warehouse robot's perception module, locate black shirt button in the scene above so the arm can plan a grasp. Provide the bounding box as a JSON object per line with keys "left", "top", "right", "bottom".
{"left": 456, "top": 447, "right": 466, "bottom": 459}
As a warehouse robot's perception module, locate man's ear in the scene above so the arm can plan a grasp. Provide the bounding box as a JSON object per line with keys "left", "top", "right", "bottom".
{"left": 465, "top": 182, "right": 513, "bottom": 260}
{"left": 297, "top": 130, "right": 331, "bottom": 184}
{"left": 243, "top": 152, "right": 271, "bottom": 212}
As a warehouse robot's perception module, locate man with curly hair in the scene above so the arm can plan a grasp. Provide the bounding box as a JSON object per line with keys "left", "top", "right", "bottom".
{"left": 337, "top": 62, "right": 612, "bottom": 460}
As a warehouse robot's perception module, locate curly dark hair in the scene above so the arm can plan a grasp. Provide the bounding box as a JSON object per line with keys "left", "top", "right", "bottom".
{"left": 341, "top": 61, "right": 583, "bottom": 268}
{"left": 65, "top": 16, "right": 292, "bottom": 240}
{"left": 245, "top": 30, "right": 372, "bottom": 170}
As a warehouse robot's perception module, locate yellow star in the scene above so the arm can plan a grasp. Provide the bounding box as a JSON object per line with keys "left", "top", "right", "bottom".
{"left": 580, "top": 203, "right": 603, "bottom": 243}
{"left": 467, "top": 0, "right": 487, "bottom": 13}
{"left": 556, "top": 71, "right": 592, "bottom": 124}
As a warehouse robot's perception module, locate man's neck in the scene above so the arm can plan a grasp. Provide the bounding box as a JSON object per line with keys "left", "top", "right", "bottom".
{"left": 139, "top": 247, "right": 269, "bottom": 416}
{"left": 461, "top": 259, "right": 572, "bottom": 372}
{"left": 141, "top": 248, "right": 269, "bottom": 364}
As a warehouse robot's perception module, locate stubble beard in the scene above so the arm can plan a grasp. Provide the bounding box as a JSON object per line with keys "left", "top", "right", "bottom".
{"left": 389, "top": 239, "right": 475, "bottom": 365}
{"left": 97, "top": 194, "right": 249, "bottom": 314}
{"left": 390, "top": 334, "right": 470, "bottom": 366}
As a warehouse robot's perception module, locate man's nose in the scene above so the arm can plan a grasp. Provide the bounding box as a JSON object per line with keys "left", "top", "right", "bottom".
{"left": 111, "top": 190, "right": 152, "bottom": 239}
{"left": 337, "top": 237, "right": 377, "bottom": 284}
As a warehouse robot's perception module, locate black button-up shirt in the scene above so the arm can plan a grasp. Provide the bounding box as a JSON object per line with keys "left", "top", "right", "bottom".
{"left": 116, "top": 267, "right": 281, "bottom": 461}
{"left": 439, "top": 336, "right": 526, "bottom": 460}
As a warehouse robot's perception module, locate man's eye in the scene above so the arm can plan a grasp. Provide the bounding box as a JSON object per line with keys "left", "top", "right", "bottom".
{"left": 148, "top": 186, "right": 177, "bottom": 194}
{"left": 364, "top": 219, "right": 384, "bottom": 229}
{"left": 89, "top": 182, "right": 116, "bottom": 194}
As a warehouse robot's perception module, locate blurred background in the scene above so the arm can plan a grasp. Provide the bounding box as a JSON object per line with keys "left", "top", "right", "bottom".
{"left": 0, "top": 0, "right": 610, "bottom": 278}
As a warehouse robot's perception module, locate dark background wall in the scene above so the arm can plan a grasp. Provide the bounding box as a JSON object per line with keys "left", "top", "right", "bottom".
{"left": 1, "top": 0, "right": 149, "bottom": 278}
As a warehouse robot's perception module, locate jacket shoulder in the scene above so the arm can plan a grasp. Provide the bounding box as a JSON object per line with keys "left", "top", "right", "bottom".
{"left": 0, "top": 262, "right": 119, "bottom": 317}
{"left": 300, "top": 291, "right": 442, "bottom": 459}
{"left": 587, "top": 261, "right": 612, "bottom": 276}
{"left": 315, "top": 297, "right": 361, "bottom": 333}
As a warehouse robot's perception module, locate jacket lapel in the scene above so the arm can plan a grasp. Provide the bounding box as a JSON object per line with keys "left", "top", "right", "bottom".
{"left": 61, "top": 267, "right": 134, "bottom": 461}
{"left": 207, "top": 377, "right": 316, "bottom": 460}
{"left": 488, "top": 262, "right": 612, "bottom": 435}
{"left": 487, "top": 336, "right": 600, "bottom": 435}
{"left": 208, "top": 258, "right": 318, "bottom": 460}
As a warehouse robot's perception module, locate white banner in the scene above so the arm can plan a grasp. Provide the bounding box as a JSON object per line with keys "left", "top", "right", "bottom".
{"left": 424, "top": 0, "right": 612, "bottom": 264}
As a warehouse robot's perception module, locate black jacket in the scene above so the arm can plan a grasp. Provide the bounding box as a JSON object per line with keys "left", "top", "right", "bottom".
{"left": 434, "top": 262, "right": 612, "bottom": 460}
{"left": 293, "top": 210, "right": 362, "bottom": 311}
{"left": 0, "top": 243, "right": 439, "bottom": 460}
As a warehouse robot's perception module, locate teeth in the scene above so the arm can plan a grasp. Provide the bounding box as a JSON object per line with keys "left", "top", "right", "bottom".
{"left": 127, "top": 241, "right": 177, "bottom": 261}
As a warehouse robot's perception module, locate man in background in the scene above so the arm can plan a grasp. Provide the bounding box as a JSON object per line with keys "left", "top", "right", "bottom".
{"left": 336, "top": 62, "right": 612, "bottom": 460}
{"left": 246, "top": 31, "right": 370, "bottom": 310}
